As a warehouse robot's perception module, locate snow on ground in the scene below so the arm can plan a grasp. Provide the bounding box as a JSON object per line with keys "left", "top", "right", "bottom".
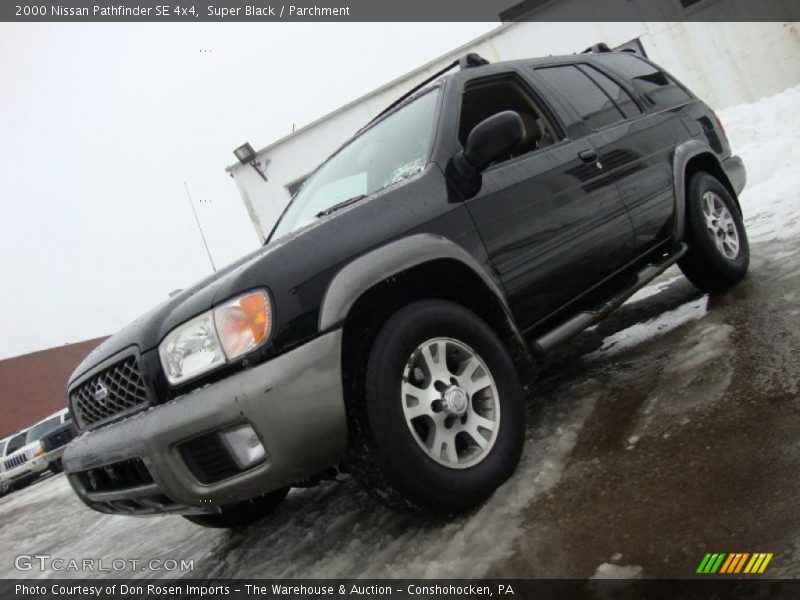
{"left": 590, "top": 563, "right": 643, "bottom": 579}
{"left": 2, "top": 85, "right": 800, "bottom": 579}
{"left": 590, "top": 295, "right": 707, "bottom": 358}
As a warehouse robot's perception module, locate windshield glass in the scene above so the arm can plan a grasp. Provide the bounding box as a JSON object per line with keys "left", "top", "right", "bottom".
{"left": 25, "top": 416, "right": 61, "bottom": 444}
{"left": 270, "top": 89, "right": 440, "bottom": 240}
{"left": 7, "top": 432, "right": 26, "bottom": 454}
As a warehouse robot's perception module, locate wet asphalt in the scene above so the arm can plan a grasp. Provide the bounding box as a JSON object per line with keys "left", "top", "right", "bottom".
{"left": 492, "top": 238, "right": 800, "bottom": 578}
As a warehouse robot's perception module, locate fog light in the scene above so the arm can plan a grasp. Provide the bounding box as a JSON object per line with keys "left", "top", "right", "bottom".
{"left": 220, "top": 424, "right": 266, "bottom": 469}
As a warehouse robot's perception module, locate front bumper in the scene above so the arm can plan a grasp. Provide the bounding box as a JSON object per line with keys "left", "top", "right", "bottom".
{"left": 2, "top": 457, "right": 48, "bottom": 485}
{"left": 63, "top": 329, "right": 346, "bottom": 516}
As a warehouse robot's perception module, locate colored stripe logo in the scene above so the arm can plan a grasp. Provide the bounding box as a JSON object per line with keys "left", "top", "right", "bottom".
{"left": 696, "top": 553, "right": 773, "bottom": 574}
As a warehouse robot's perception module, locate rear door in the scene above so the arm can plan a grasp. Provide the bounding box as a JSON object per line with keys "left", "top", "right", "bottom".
{"left": 591, "top": 53, "right": 696, "bottom": 249}
{"left": 530, "top": 61, "right": 676, "bottom": 256}
{"left": 452, "top": 69, "right": 636, "bottom": 331}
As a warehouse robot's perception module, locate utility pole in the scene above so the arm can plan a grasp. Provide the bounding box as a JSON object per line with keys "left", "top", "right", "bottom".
{"left": 182, "top": 181, "right": 217, "bottom": 273}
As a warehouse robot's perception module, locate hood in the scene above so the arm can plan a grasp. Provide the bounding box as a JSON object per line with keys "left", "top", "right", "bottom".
{"left": 69, "top": 165, "right": 454, "bottom": 386}
{"left": 68, "top": 232, "right": 302, "bottom": 385}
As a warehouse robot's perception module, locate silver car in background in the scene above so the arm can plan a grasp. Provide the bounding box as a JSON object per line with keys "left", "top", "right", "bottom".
{"left": 0, "top": 436, "right": 11, "bottom": 495}
{"left": 2, "top": 410, "right": 69, "bottom": 491}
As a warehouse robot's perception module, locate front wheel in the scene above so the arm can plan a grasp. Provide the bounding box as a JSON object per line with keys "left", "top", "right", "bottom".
{"left": 347, "top": 299, "right": 525, "bottom": 515}
{"left": 678, "top": 172, "right": 749, "bottom": 291}
{"left": 182, "top": 487, "right": 289, "bottom": 528}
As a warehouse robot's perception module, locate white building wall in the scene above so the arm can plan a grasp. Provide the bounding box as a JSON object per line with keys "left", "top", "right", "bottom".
{"left": 230, "top": 16, "right": 800, "bottom": 242}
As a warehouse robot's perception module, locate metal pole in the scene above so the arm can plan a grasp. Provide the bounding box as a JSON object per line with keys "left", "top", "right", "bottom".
{"left": 182, "top": 181, "right": 217, "bottom": 273}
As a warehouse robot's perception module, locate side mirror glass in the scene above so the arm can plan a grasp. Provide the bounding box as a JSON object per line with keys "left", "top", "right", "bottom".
{"left": 462, "top": 110, "right": 525, "bottom": 173}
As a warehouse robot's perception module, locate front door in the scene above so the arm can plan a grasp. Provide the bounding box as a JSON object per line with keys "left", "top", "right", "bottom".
{"left": 455, "top": 70, "right": 636, "bottom": 332}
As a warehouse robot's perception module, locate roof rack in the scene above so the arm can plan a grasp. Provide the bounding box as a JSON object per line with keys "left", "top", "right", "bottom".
{"left": 582, "top": 42, "right": 613, "bottom": 54}
{"left": 371, "top": 53, "right": 490, "bottom": 122}
{"left": 459, "top": 52, "right": 491, "bottom": 69}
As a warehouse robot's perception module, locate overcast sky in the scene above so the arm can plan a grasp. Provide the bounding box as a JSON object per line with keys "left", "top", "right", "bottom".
{"left": 0, "top": 22, "right": 496, "bottom": 359}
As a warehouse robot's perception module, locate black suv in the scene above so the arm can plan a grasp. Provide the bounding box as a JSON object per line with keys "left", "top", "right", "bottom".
{"left": 63, "top": 49, "right": 748, "bottom": 528}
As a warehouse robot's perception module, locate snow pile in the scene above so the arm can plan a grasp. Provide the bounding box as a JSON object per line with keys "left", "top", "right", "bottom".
{"left": 720, "top": 85, "right": 800, "bottom": 243}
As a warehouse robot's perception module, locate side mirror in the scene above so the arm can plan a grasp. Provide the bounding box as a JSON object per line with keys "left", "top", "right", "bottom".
{"left": 461, "top": 110, "right": 525, "bottom": 173}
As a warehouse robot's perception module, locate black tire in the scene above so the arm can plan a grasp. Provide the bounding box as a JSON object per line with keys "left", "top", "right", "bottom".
{"left": 181, "top": 487, "right": 289, "bottom": 528}
{"left": 678, "top": 172, "right": 749, "bottom": 292}
{"left": 50, "top": 460, "right": 64, "bottom": 474}
{"left": 347, "top": 299, "right": 525, "bottom": 515}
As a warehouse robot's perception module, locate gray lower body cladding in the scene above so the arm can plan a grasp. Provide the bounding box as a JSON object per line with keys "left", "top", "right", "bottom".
{"left": 62, "top": 329, "right": 346, "bottom": 516}
{"left": 722, "top": 155, "right": 747, "bottom": 196}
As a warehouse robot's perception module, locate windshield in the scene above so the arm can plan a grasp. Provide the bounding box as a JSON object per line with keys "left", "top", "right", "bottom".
{"left": 25, "top": 416, "right": 61, "bottom": 444}
{"left": 7, "top": 432, "right": 26, "bottom": 454}
{"left": 270, "top": 89, "right": 440, "bottom": 240}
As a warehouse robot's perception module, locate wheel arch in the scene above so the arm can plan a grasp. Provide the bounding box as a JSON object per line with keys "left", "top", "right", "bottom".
{"left": 320, "top": 234, "right": 532, "bottom": 371}
{"left": 673, "top": 141, "right": 740, "bottom": 240}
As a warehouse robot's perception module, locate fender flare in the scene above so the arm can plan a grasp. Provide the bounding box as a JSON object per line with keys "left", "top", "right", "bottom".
{"left": 671, "top": 140, "right": 736, "bottom": 240}
{"left": 318, "top": 233, "right": 523, "bottom": 345}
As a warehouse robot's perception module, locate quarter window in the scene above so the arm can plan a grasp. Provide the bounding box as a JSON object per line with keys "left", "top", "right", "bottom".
{"left": 595, "top": 53, "right": 692, "bottom": 108}
{"left": 534, "top": 65, "right": 626, "bottom": 130}
{"left": 578, "top": 64, "right": 642, "bottom": 119}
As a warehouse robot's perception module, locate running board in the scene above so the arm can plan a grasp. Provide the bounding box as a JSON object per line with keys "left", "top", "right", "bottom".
{"left": 530, "top": 243, "right": 688, "bottom": 356}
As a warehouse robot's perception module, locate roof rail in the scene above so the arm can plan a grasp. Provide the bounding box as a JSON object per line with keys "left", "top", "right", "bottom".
{"left": 371, "top": 53, "right": 491, "bottom": 123}
{"left": 582, "top": 42, "right": 613, "bottom": 54}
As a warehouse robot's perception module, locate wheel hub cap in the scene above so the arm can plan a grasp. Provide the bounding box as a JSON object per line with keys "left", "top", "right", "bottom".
{"left": 400, "top": 337, "right": 500, "bottom": 470}
{"left": 702, "top": 191, "right": 740, "bottom": 260}
{"left": 442, "top": 386, "right": 468, "bottom": 415}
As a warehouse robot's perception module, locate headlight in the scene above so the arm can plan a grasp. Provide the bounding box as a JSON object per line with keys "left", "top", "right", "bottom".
{"left": 159, "top": 290, "right": 271, "bottom": 385}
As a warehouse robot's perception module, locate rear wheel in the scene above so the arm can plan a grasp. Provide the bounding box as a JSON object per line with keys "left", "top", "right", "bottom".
{"left": 347, "top": 299, "right": 525, "bottom": 515}
{"left": 182, "top": 487, "right": 289, "bottom": 528}
{"left": 678, "top": 172, "right": 749, "bottom": 291}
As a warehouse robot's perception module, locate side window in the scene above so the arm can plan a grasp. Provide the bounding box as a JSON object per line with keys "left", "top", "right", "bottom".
{"left": 577, "top": 64, "right": 642, "bottom": 119}
{"left": 534, "top": 65, "right": 626, "bottom": 130}
{"left": 459, "top": 75, "right": 560, "bottom": 163}
{"left": 596, "top": 54, "right": 692, "bottom": 108}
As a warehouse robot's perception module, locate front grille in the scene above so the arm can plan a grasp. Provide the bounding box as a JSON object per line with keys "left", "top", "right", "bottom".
{"left": 180, "top": 432, "right": 241, "bottom": 484}
{"left": 70, "top": 355, "right": 150, "bottom": 430}
{"left": 74, "top": 457, "right": 153, "bottom": 493}
{"left": 71, "top": 459, "right": 190, "bottom": 515}
{"left": 4, "top": 454, "right": 29, "bottom": 470}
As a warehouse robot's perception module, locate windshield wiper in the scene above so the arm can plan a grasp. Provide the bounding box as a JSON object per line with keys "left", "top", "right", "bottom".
{"left": 315, "top": 194, "right": 368, "bottom": 218}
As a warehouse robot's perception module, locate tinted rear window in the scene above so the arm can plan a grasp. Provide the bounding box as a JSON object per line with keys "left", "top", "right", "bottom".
{"left": 596, "top": 54, "right": 692, "bottom": 108}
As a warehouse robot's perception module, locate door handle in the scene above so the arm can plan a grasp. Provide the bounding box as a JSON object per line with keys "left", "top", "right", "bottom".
{"left": 579, "top": 149, "right": 599, "bottom": 163}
